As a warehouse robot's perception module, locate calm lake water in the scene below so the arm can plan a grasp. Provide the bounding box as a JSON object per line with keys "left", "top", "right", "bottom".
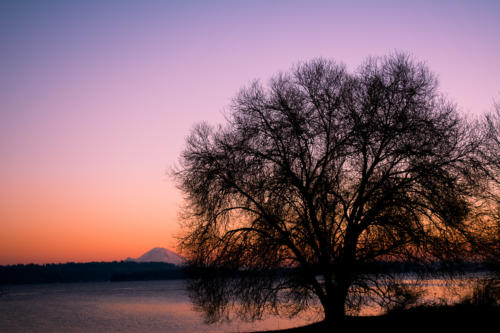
{"left": 0, "top": 280, "right": 319, "bottom": 333}
{"left": 0, "top": 277, "right": 480, "bottom": 333}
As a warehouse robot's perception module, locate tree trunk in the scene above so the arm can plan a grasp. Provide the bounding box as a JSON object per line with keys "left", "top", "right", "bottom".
{"left": 323, "top": 287, "right": 348, "bottom": 328}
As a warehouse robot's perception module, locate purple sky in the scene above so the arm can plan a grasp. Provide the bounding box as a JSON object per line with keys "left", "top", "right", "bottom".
{"left": 1, "top": 0, "right": 499, "bottom": 264}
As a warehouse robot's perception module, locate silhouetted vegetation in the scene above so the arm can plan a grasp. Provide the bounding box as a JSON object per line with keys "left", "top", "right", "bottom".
{"left": 260, "top": 303, "right": 500, "bottom": 333}
{"left": 0, "top": 262, "right": 184, "bottom": 284}
{"left": 479, "top": 102, "right": 500, "bottom": 268}
{"left": 175, "top": 53, "right": 499, "bottom": 325}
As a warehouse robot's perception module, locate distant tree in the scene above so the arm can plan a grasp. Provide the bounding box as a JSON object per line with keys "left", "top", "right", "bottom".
{"left": 480, "top": 101, "right": 500, "bottom": 268}
{"left": 485, "top": 101, "right": 500, "bottom": 193}
{"left": 174, "top": 53, "right": 493, "bottom": 325}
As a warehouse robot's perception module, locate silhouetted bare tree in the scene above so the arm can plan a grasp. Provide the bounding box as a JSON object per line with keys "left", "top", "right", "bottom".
{"left": 174, "top": 53, "right": 493, "bottom": 325}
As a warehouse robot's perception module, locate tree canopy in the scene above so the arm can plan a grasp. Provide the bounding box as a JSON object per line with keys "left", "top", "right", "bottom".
{"left": 174, "top": 53, "right": 497, "bottom": 324}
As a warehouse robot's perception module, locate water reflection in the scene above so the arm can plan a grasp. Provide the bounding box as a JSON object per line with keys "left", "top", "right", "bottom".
{"left": 0, "top": 278, "right": 480, "bottom": 332}
{"left": 0, "top": 280, "right": 318, "bottom": 332}
{"left": 357, "top": 276, "right": 479, "bottom": 316}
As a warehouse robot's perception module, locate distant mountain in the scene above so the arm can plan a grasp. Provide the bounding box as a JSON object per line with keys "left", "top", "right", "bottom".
{"left": 126, "top": 247, "right": 185, "bottom": 266}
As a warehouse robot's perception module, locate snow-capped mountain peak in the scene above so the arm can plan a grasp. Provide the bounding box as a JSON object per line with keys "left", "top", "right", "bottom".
{"left": 126, "top": 247, "right": 185, "bottom": 265}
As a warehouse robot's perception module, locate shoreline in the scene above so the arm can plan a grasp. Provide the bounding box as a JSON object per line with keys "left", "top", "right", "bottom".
{"left": 250, "top": 304, "right": 500, "bottom": 332}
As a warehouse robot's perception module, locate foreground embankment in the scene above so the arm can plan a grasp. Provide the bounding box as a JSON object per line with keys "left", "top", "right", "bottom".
{"left": 257, "top": 304, "right": 499, "bottom": 332}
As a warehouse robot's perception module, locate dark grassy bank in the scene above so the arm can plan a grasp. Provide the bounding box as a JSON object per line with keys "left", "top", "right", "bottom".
{"left": 255, "top": 304, "right": 499, "bottom": 332}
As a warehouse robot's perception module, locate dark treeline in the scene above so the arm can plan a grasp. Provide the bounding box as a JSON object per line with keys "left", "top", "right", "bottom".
{"left": 1, "top": 260, "right": 493, "bottom": 285}
{"left": 0, "top": 261, "right": 184, "bottom": 285}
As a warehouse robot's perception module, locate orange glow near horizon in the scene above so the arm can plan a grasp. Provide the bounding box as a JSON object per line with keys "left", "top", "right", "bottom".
{"left": 0, "top": 175, "right": 182, "bottom": 264}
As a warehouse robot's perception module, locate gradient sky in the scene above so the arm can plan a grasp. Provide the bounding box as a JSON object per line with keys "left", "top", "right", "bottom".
{"left": 1, "top": 0, "right": 499, "bottom": 264}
